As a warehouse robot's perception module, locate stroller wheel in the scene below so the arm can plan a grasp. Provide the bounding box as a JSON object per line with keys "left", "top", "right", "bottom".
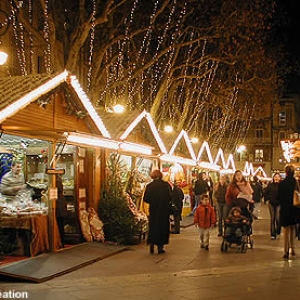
{"left": 249, "top": 239, "right": 254, "bottom": 249}
{"left": 224, "top": 242, "right": 228, "bottom": 252}
{"left": 221, "top": 241, "right": 228, "bottom": 252}
{"left": 221, "top": 240, "right": 227, "bottom": 252}
{"left": 221, "top": 241, "right": 224, "bottom": 252}
{"left": 241, "top": 242, "right": 247, "bottom": 253}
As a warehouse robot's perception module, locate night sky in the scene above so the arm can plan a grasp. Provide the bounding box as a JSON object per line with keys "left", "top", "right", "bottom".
{"left": 276, "top": 0, "right": 300, "bottom": 92}
{"left": 281, "top": 0, "right": 300, "bottom": 59}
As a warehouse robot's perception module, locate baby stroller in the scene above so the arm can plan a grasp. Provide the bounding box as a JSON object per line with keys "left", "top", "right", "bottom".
{"left": 233, "top": 197, "right": 255, "bottom": 248}
{"left": 220, "top": 206, "right": 253, "bottom": 253}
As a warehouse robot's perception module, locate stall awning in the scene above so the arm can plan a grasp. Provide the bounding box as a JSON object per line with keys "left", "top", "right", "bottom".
{"left": 0, "top": 127, "right": 67, "bottom": 142}
{"left": 65, "top": 132, "right": 154, "bottom": 155}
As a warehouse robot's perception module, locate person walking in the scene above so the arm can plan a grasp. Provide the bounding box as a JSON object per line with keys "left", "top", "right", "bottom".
{"left": 251, "top": 175, "right": 264, "bottom": 217}
{"left": 170, "top": 180, "right": 184, "bottom": 234}
{"left": 213, "top": 175, "right": 229, "bottom": 236}
{"left": 143, "top": 169, "right": 172, "bottom": 254}
{"left": 190, "top": 172, "right": 210, "bottom": 216}
{"left": 194, "top": 194, "right": 216, "bottom": 250}
{"left": 263, "top": 172, "right": 281, "bottom": 240}
{"left": 251, "top": 176, "right": 264, "bottom": 203}
{"left": 277, "top": 165, "right": 300, "bottom": 259}
{"left": 225, "top": 170, "right": 254, "bottom": 214}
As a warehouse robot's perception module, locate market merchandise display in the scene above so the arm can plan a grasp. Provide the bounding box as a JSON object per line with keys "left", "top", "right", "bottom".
{"left": 126, "top": 193, "right": 148, "bottom": 241}
{"left": 0, "top": 189, "right": 48, "bottom": 216}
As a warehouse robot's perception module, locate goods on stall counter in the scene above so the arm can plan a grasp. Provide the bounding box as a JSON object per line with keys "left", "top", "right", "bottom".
{"left": 26, "top": 181, "right": 48, "bottom": 190}
{"left": 79, "top": 208, "right": 93, "bottom": 242}
{"left": 126, "top": 193, "right": 148, "bottom": 223}
{"left": 88, "top": 207, "right": 105, "bottom": 243}
{"left": 126, "top": 170, "right": 149, "bottom": 197}
{"left": 0, "top": 189, "right": 48, "bottom": 216}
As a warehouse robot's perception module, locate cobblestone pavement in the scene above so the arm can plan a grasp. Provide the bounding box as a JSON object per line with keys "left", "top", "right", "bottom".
{"left": 1, "top": 203, "right": 300, "bottom": 300}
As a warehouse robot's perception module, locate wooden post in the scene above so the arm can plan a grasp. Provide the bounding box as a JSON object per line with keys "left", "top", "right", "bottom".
{"left": 47, "top": 142, "right": 57, "bottom": 252}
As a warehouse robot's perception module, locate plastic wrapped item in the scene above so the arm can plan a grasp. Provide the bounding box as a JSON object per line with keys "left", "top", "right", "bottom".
{"left": 88, "top": 207, "right": 105, "bottom": 242}
{"left": 79, "top": 208, "right": 93, "bottom": 242}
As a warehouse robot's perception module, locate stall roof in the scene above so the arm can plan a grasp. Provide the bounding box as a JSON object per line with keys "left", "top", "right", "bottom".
{"left": 0, "top": 71, "right": 111, "bottom": 140}
{"left": 0, "top": 73, "right": 54, "bottom": 111}
{"left": 96, "top": 109, "right": 167, "bottom": 155}
{"left": 96, "top": 108, "right": 141, "bottom": 140}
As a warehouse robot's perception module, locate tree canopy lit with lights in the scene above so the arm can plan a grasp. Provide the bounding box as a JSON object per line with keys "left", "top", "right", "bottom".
{"left": 2, "top": 0, "right": 289, "bottom": 151}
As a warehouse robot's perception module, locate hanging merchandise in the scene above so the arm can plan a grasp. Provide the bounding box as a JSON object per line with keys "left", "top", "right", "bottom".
{"left": 0, "top": 152, "right": 13, "bottom": 181}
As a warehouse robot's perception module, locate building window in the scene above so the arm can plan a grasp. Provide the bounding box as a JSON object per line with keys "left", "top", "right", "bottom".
{"left": 279, "top": 111, "right": 286, "bottom": 126}
{"left": 279, "top": 131, "right": 286, "bottom": 144}
{"left": 255, "top": 149, "right": 263, "bottom": 161}
{"left": 256, "top": 128, "right": 263, "bottom": 139}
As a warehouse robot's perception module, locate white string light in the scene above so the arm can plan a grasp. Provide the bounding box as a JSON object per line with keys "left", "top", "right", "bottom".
{"left": 86, "top": 0, "right": 96, "bottom": 92}
{"left": 43, "top": 0, "right": 51, "bottom": 73}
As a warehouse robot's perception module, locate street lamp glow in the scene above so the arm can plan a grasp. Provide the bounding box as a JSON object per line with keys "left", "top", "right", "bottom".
{"left": 113, "top": 104, "right": 125, "bottom": 113}
{"left": 0, "top": 51, "right": 8, "bottom": 65}
{"left": 164, "top": 125, "right": 173, "bottom": 133}
{"left": 237, "top": 145, "right": 246, "bottom": 153}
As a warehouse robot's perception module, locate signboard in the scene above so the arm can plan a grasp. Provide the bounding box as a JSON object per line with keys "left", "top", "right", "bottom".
{"left": 46, "top": 168, "right": 65, "bottom": 175}
{"left": 49, "top": 188, "right": 58, "bottom": 199}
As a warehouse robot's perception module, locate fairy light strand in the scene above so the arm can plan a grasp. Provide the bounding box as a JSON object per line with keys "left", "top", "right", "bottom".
{"left": 43, "top": 0, "right": 51, "bottom": 73}
{"left": 10, "top": 4, "right": 26, "bottom": 75}
{"left": 28, "top": 0, "right": 35, "bottom": 72}
{"left": 86, "top": 0, "right": 96, "bottom": 92}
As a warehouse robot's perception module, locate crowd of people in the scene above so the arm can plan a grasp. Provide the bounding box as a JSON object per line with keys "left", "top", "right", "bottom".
{"left": 143, "top": 166, "right": 300, "bottom": 259}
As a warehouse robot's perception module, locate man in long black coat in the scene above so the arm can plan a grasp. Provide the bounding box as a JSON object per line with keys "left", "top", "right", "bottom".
{"left": 143, "top": 169, "right": 172, "bottom": 254}
{"left": 278, "top": 165, "right": 300, "bottom": 259}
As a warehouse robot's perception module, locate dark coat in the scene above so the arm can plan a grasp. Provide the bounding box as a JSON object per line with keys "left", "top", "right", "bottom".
{"left": 263, "top": 182, "right": 280, "bottom": 206}
{"left": 171, "top": 185, "right": 184, "bottom": 217}
{"left": 278, "top": 174, "right": 300, "bottom": 227}
{"left": 194, "top": 178, "right": 210, "bottom": 196}
{"left": 214, "top": 182, "right": 227, "bottom": 204}
{"left": 143, "top": 179, "right": 172, "bottom": 246}
{"left": 251, "top": 181, "right": 263, "bottom": 203}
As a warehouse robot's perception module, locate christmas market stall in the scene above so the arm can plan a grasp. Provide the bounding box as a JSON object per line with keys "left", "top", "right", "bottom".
{"left": 95, "top": 109, "right": 170, "bottom": 243}
{"left": 158, "top": 129, "right": 197, "bottom": 216}
{"left": 0, "top": 71, "right": 110, "bottom": 256}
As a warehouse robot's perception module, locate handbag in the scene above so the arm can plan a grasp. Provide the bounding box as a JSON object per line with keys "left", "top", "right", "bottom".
{"left": 293, "top": 191, "right": 300, "bottom": 207}
{"left": 236, "top": 183, "right": 254, "bottom": 203}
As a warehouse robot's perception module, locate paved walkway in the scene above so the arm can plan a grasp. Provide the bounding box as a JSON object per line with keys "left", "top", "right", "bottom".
{"left": 1, "top": 203, "right": 300, "bottom": 300}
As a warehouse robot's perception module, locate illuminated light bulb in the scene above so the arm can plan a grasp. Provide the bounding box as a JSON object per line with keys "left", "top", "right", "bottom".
{"left": 237, "top": 145, "right": 246, "bottom": 153}
{"left": 191, "top": 137, "right": 198, "bottom": 144}
{"left": 164, "top": 125, "right": 173, "bottom": 133}
{"left": 113, "top": 104, "right": 125, "bottom": 113}
{"left": 0, "top": 51, "right": 8, "bottom": 65}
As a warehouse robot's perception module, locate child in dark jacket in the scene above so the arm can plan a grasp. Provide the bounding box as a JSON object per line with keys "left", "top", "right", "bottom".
{"left": 224, "top": 207, "right": 249, "bottom": 242}
{"left": 194, "top": 194, "right": 216, "bottom": 250}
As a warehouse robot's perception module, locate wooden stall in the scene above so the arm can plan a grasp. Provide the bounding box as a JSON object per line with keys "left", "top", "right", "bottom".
{"left": 0, "top": 71, "right": 107, "bottom": 255}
